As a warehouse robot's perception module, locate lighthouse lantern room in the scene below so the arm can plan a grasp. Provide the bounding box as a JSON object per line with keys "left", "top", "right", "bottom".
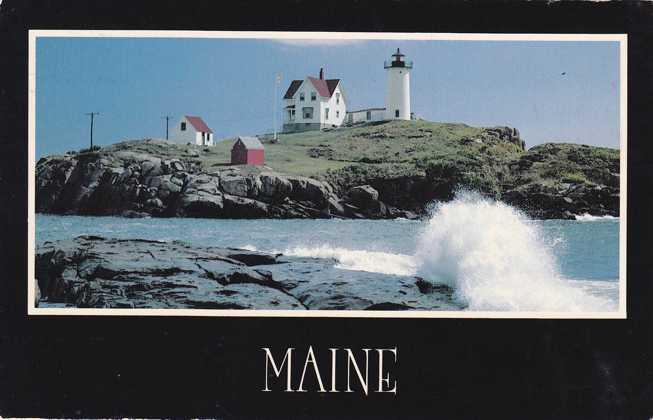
{"left": 384, "top": 48, "right": 412, "bottom": 121}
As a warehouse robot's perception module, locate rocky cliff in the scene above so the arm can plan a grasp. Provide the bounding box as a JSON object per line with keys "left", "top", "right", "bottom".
{"left": 36, "top": 121, "right": 620, "bottom": 220}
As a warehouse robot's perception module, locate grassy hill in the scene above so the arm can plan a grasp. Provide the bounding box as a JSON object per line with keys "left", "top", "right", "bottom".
{"left": 43, "top": 119, "right": 618, "bottom": 219}
{"left": 96, "top": 120, "right": 523, "bottom": 182}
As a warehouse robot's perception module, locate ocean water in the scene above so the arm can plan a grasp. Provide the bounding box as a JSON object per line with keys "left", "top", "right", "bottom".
{"left": 36, "top": 194, "right": 620, "bottom": 312}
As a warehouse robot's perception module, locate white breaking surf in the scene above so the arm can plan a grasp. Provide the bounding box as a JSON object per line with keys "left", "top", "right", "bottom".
{"left": 413, "top": 192, "right": 615, "bottom": 311}
{"left": 280, "top": 192, "right": 617, "bottom": 312}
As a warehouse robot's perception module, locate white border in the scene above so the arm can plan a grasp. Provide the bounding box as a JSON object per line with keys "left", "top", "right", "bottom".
{"left": 27, "top": 30, "right": 628, "bottom": 319}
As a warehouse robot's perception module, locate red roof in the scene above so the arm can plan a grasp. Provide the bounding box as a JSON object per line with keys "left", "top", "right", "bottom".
{"left": 308, "top": 77, "right": 340, "bottom": 98}
{"left": 283, "top": 78, "right": 341, "bottom": 100}
{"left": 185, "top": 115, "right": 213, "bottom": 133}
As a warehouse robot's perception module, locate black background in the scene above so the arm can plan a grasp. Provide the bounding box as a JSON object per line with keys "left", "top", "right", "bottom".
{"left": 1, "top": 1, "right": 653, "bottom": 418}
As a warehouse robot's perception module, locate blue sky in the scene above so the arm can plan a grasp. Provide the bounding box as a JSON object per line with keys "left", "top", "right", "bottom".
{"left": 35, "top": 36, "right": 620, "bottom": 157}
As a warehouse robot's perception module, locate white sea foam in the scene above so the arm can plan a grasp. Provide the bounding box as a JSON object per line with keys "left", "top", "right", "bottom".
{"left": 283, "top": 245, "right": 417, "bottom": 276}
{"left": 277, "top": 192, "right": 616, "bottom": 312}
{"left": 414, "top": 192, "right": 614, "bottom": 311}
{"left": 574, "top": 213, "right": 619, "bottom": 222}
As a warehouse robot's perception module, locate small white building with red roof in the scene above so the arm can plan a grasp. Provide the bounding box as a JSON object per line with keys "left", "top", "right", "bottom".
{"left": 282, "top": 68, "right": 347, "bottom": 133}
{"left": 169, "top": 115, "right": 215, "bottom": 146}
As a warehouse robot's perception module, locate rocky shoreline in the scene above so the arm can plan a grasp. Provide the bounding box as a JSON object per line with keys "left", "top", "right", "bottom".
{"left": 35, "top": 236, "right": 461, "bottom": 310}
{"left": 37, "top": 148, "right": 418, "bottom": 221}
{"left": 36, "top": 122, "right": 620, "bottom": 220}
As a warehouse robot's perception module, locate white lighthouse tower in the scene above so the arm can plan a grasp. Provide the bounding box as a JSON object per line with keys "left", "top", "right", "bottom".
{"left": 384, "top": 48, "right": 412, "bottom": 121}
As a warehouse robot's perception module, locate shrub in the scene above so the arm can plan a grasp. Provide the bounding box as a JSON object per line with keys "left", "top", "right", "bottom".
{"left": 79, "top": 145, "right": 102, "bottom": 153}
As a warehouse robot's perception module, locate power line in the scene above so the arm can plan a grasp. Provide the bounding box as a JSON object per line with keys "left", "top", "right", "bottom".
{"left": 84, "top": 112, "right": 100, "bottom": 149}
{"left": 162, "top": 115, "right": 174, "bottom": 140}
{"left": 273, "top": 73, "right": 282, "bottom": 142}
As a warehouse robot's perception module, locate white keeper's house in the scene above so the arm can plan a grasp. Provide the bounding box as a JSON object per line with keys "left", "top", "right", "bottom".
{"left": 169, "top": 115, "right": 215, "bottom": 146}
{"left": 282, "top": 68, "right": 347, "bottom": 133}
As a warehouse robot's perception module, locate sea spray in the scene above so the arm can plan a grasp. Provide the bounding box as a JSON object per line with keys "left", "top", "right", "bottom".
{"left": 575, "top": 213, "right": 619, "bottom": 222}
{"left": 283, "top": 245, "right": 417, "bottom": 277}
{"left": 414, "top": 192, "right": 613, "bottom": 311}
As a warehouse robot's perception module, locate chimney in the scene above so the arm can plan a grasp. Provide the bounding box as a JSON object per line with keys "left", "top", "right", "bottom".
{"left": 319, "top": 68, "right": 324, "bottom": 80}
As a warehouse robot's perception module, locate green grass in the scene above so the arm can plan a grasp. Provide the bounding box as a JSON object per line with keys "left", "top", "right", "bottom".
{"left": 560, "top": 171, "right": 590, "bottom": 184}
{"left": 94, "top": 120, "right": 527, "bottom": 183}
{"left": 209, "top": 120, "right": 507, "bottom": 177}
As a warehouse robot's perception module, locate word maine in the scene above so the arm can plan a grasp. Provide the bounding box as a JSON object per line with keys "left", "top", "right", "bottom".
{"left": 262, "top": 346, "right": 398, "bottom": 395}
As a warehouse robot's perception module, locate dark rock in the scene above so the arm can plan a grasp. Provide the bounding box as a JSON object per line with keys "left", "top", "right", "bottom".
{"left": 327, "top": 197, "right": 346, "bottom": 217}
{"left": 287, "top": 176, "right": 331, "bottom": 207}
{"left": 35, "top": 236, "right": 462, "bottom": 311}
{"left": 35, "top": 280, "right": 41, "bottom": 307}
{"left": 348, "top": 185, "right": 379, "bottom": 204}
{"left": 35, "top": 236, "right": 303, "bottom": 309}
{"left": 163, "top": 159, "right": 185, "bottom": 173}
{"left": 259, "top": 172, "right": 293, "bottom": 200}
{"left": 366, "top": 302, "right": 414, "bottom": 310}
{"left": 35, "top": 133, "right": 618, "bottom": 221}
{"left": 222, "top": 194, "right": 269, "bottom": 218}
{"left": 224, "top": 250, "right": 280, "bottom": 266}
{"left": 121, "top": 210, "right": 150, "bottom": 218}
{"left": 220, "top": 174, "right": 249, "bottom": 197}
{"left": 178, "top": 191, "right": 224, "bottom": 218}
{"left": 415, "top": 277, "right": 434, "bottom": 294}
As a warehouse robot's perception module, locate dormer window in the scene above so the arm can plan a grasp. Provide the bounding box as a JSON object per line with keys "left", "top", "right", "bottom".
{"left": 311, "top": 91, "right": 316, "bottom": 101}
{"left": 181, "top": 122, "right": 186, "bottom": 131}
{"left": 300, "top": 92, "right": 305, "bottom": 101}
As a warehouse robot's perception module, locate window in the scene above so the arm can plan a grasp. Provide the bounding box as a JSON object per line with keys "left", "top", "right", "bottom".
{"left": 366, "top": 111, "right": 371, "bottom": 121}
{"left": 181, "top": 122, "right": 186, "bottom": 131}
{"left": 336, "top": 93, "right": 340, "bottom": 105}
{"left": 311, "top": 91, "right": 316, "bottom": 101}
{"left": 336, "top": 110, "right": 339, "bottom": 118}
{"left": 395, "top": 109, "right": 400, "bottom": 118}
{"left": 300, "top": 92, "right": 305, "bottom": 101}
{"left": 302, "top": 107, "right": 314, "bottom": 119}
{"left": 325, "top": 108, "right": 329, "bottom": 120}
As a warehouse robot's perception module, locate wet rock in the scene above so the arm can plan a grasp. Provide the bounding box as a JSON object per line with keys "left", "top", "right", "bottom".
{"left": 35, "top": 236, "right": 462, "bottom": 311}
{"left": 35, "top": 280, "right": 41, "bottom": 307}
{"left": 222, "top": 194, "right": 269, "bottom": 218}
{"left": 35, "top": 236, "right": 303, "bottom": 309}
{"left": 121, "top": 210, "right": 150, "bottom": 218}
{"left": 366, "top": 302, "right": 414, "bottom": 310}
{"left": 263, "top": 258, "right": 462, "bottom": 311}
{"left": 179, "top": 191, "right": 224, "bottom": 218}
{"left": 224, "top": 250, "right": 281, "bottom": 266}
{"left": 415, "top": 277, "right": 434, "bottom": 294}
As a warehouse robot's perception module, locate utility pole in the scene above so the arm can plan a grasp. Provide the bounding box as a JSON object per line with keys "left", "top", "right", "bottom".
{"left": 273, "top": 73, "right": 282, "bottom": 142}
{"left": 84, "top": 112, "right": 100, "bottom": 149}
{"left": 163, "top": 115, "right": 173, "bottom": 140}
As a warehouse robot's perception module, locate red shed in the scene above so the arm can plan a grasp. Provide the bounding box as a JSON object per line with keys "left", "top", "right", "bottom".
{"left": 231, "top": 136, "right": 265, "bottom": 166}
